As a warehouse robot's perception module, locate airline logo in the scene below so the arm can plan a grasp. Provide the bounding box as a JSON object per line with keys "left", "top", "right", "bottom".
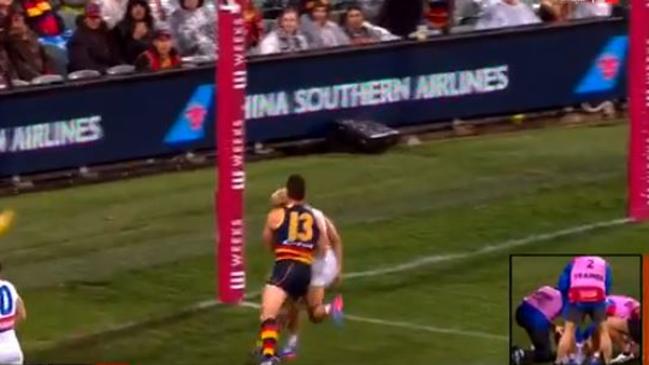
{"left": 575, "top": 36, "right": 628, "bottom": 94}
{"left": 164, "top": 85, "right": 214, "bottom": 145}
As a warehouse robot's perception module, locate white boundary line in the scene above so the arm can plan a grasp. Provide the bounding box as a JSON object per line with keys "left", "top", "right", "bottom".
{"left": 345, "top": 218, "right": 631, "bottom": 278}
{"left": 38, "top": 218, "right": 630, "bottom": 350}
{"left": 239, "top": 301, "right": 508, "bottom": 342}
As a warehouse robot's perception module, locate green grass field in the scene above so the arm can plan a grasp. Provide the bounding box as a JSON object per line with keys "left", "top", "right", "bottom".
{"left": 1, "top": 123, "right": 648, "bottom": 365}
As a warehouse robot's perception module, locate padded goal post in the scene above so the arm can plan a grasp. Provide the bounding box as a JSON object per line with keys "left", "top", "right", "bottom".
{"left": 216, "top": 0, "right": 247, "bottom": 304}
{"left": 629, "top": 0, "right": 649, "bottom": 222}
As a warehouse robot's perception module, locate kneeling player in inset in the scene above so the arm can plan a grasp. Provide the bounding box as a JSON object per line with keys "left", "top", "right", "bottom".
{"left": 511, "top": 286, "right": 563, "bottom": 365}
{"left": 555, "top": 256, "right": 613, "bottom": 365}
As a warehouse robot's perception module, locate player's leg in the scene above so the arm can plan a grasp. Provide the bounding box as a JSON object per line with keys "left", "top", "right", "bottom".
{"left": 592, "top": 304, "right": 613, "bottom": 364}
{"left": 259, "top": 284, "right": 287, "bottom": 363}
{"left": 605, "top": 317, "right": 640, "bottom": 363}
{"left": 512, "top": 304, "right": 554, "bottom": 365}
{"left": 306, "top": 250, "right": 343, "bottom": 324}
{"left": 279, "top": 300, "right": 301, "bottom": 360}
{"left": 556, "top": 304, "right": 581, "bottom": 364}
{"left": 262, "top": 260, "right": 312, "bottom": 365}
{"left": 258, "top": 261, "right": 298, "bottom": 364}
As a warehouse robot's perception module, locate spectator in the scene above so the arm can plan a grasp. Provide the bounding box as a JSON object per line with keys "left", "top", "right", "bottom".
{"left": 475, "top": 0, "right": 540, "bottom": 30}
{"left": 4, "top": 8, "right": 54, "bottom": 80}
{"left": 538, "top": 0, "right": 571, "bottom": 22}
{"left": 21, "top": 0, "right": 65, "bottom": 36}
{"left": 342, "top": 5, "right": 395, "bottom": 45}
{"left": 134, "top": 28, "right": 180, "bottom": 71}
{"left": 376, "top": 0, "right": 424, "bottom": 38}
{"left": 148, "top": 0, "right": 175, "bottom": 26}
{"left": 571, "top": 2, "right": 611, "bottom": 19}
{"left": 356, "top": 0, "right": 384, "bottom": 22}
{"left": 67, "top": 2, "right": 121, "bottom": 72}
{"left": 424, "top": 0, "right": 449, "bottom": 32}
{"left": 0, "top": 43, "right": 17, "bottom": 84}
{"left": 169, "top": 0, "right": 216, "bottom": 58}
{"left": 113, "top": 0, "right": 154, "bottom": 63}
{"left": 97, "top": 0, "right": 129, "bottom": 28}
{"left": 300, "top": 0, "right": 348, "bottom": 49}
{"left": 259, "top": 7, "right": 308, "bottom": 55}
{"left": 0, "top": 0, "right": 11, "bottom": 26}
{"left": 242, "top": 0, "right": 264, "bottom": 50}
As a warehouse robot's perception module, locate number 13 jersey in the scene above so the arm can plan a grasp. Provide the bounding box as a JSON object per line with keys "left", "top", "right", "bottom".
{"left": 273, "top": 204, "right": 321, "bottom": 265}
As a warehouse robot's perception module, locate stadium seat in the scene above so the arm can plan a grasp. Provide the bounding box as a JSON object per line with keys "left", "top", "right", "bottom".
{"left": 67, "top": 69, "right": 102, "bottom": 80}
{"left": 181, "top": 55, "right": 214, "bottom": 65}
{"left": 106, "top": 65, "right": 136, "bottom": 76}
{"left": 31, "top": 74, "right": 65, "bottom": 85}
{"left": 10, "top": 79, "right": 30, "bottom": 87}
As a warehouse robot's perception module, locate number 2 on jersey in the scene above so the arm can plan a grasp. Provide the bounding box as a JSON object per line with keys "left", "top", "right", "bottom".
{"left": 288, "top": 212, "right": 314, "bottom": 242}
{"left": 0, "top": 285, "right": 13, "bottom": 316}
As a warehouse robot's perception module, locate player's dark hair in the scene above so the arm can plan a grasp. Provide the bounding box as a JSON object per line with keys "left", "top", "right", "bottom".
{"left": 286, "top": 174, "right": 306, "bottom": 201}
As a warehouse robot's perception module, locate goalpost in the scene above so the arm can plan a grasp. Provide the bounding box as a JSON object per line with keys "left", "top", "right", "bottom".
{"left": 216, "top": 0, "right": 247, "bottom": 304}
{"left": 629, "top": 0, "right": 649, "bottom": 222}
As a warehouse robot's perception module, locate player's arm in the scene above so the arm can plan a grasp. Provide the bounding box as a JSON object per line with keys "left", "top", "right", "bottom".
{"left": 325, "top": 217, "right": 343, "bottom": 274}
{"left": 315, "top": 214, "right": 329, "bottom": 258}
{"left": 557, "top": 263, "right": 572, "bottom": 293}
{"left": 262, "top": 208, "right": 284, "bottom": 253}
{"left": 605, "top": 264, "right": 613, "bottom": 295}
{"left": 15, "top": 297, "right": 26, "bottom": 323}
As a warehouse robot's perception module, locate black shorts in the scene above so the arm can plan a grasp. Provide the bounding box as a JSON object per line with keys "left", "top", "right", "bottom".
{"left": 268, "top": 260, "right": 312, "bottom": 300}
{"left": 564, "top": 302, "right": 607, "bottom": 325}
{"left": 515, "top": 305, "right": 554, "bottom": 363}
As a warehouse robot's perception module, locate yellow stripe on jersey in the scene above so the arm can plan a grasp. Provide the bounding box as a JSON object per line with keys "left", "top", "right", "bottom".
{"left": 261, "top": 330, "right": 278, "bottom": 340}
{"left": 276, "top": 256, "right": 313, "bottom": 265}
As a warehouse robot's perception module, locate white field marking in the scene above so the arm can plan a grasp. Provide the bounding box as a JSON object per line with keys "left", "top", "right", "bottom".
{"left": 39, "top": 217, "right": 629, "bottom": 350}
{"left": 345, "top": 218, "right": 631, "bottom": 279}
{"left": 239, "top": 301, "right": 507, "bottom": 342}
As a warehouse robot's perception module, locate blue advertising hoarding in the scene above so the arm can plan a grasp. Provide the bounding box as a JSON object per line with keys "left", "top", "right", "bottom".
{"left": 0, "top": 19, "right": 628, "bottom": 177}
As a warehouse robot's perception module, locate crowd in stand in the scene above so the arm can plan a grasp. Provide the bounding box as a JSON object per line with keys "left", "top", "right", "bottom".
{"left": 0, "top": 0, "right": 619, "bottom": 87}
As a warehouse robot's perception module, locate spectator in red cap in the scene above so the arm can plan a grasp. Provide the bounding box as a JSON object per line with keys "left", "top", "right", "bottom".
{"left": 134, "top": 28, "right": 180, "bottom": 71}
{"left": 67, "top": 2, "right": 121, "bottom": 72}
{"left": 4, "top": 7, "right": 54, "bottom": 80}
{"left": 21, "top": 0, "right": 64, "bottom": 36}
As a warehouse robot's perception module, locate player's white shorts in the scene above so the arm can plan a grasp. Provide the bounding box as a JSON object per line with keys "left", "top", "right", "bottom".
{"left": 311, "top": 248, "right": 338, "bottom": 288}
{"left": 0, "top": 330, "right": 23, "bottom": 365}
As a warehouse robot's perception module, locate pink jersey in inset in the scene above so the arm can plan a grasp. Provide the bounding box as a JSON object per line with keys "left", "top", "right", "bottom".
{"left": 606, "top": 295, "right": 640, "bottom": 320}
{"left": 523, "top": 286, "right": 563, "bottom": 321}
{"left": 569, "top": 256, "right": 607, "bottom": 303}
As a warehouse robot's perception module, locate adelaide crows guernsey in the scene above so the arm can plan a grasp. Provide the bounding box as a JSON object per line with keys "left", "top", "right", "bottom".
{"left": 273, "top": 204, "right": 321, "bottom": 265}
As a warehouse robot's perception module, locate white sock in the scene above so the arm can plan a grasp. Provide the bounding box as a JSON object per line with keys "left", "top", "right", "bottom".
{"left": 324, "top": 304, "right": 331, "bottom": 315}
{"left": 287, "top": 334, "right": 299, "bottom": 348}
